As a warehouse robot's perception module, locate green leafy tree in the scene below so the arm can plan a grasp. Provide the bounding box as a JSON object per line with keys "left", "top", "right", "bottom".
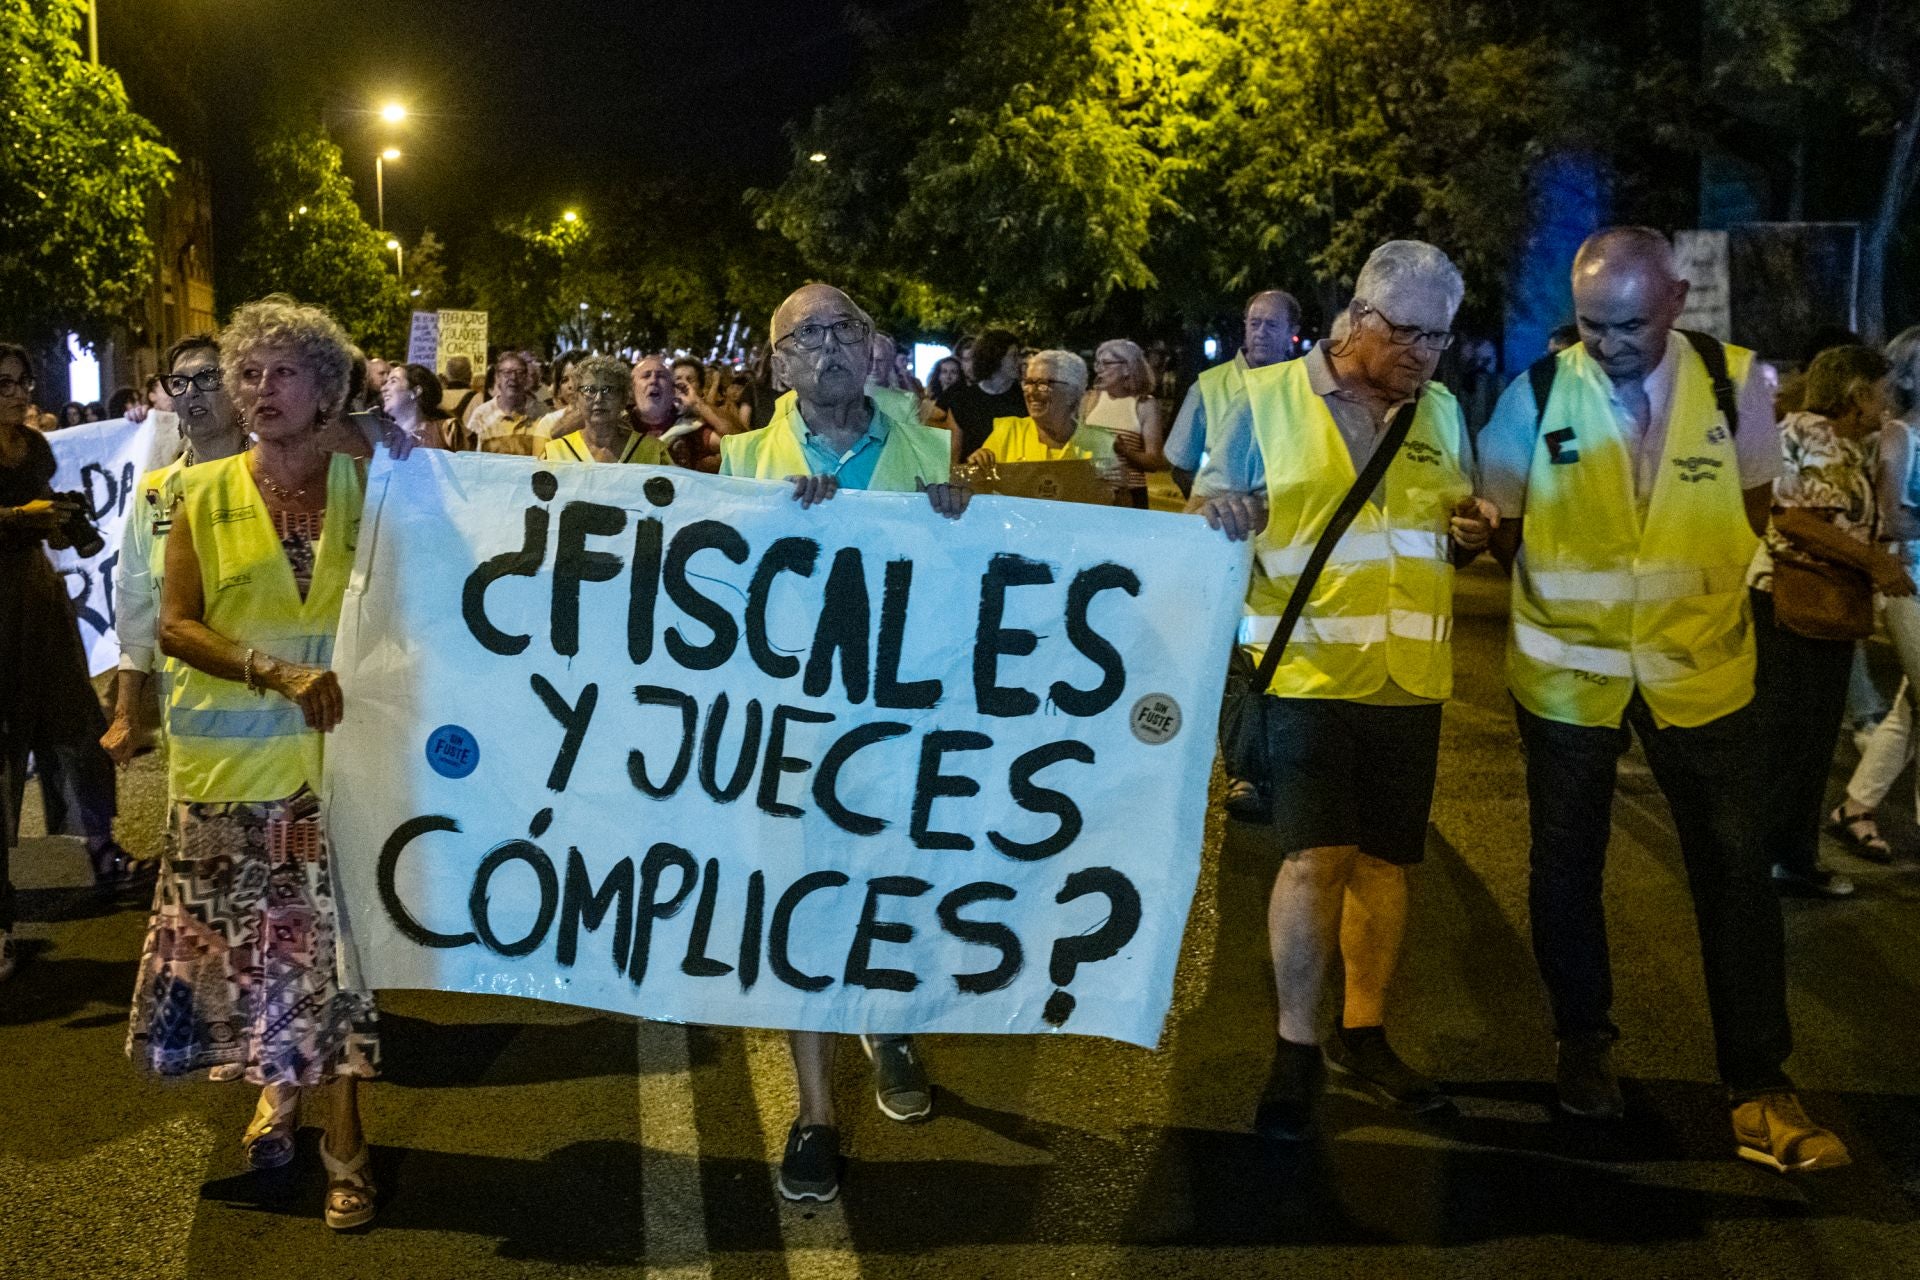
{"left": 0, "top": 0, "right": 175, "bottom": 347}
{"left": 229, "top": 125, "right": 409, "bottom": 353}
{"left": 402, "top": 228, "right": 452, "bottom": 313}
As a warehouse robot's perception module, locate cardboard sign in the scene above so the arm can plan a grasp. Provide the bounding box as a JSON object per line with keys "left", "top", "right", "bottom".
{"left": 325, "top": 453, "right": 1248, "bottom": 1047}
{"left": 437, "top": 310, "right": 488, "bottom": 381}
{"left": 956, "top": 459, "right": 1119, "bottom": 507}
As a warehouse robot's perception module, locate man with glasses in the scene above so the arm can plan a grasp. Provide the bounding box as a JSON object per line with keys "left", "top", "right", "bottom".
{"left": 1479, "top": 226, "right": 1849, "bottom": 1174}
{"left": 1193, "top": 240, "right": 1493, "bottom": 1142}
{"left": 720, "top": 282, "right": 968, "bottom": 1205}
{"left": 468, "top": 351, "right": 543, "bottom": 456}
{"left": 1165, "top": 290, "right": 1302, "bottom": 498}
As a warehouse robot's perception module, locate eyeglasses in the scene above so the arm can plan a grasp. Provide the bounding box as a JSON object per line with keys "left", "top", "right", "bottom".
{"left": 1020, "top": 379, "right": 1071, "bottom": 392}
{"left": 162, "top": 368, "right": 223, "bottom": 396}
{"left": 775, "top": 317, "right": 871, "bottom": 352}
{"left": 0, "top": 375, "right": 35, "bottom": 396}
{"left": 1356, "top": 302, "right": 1455, "bottom": 351}
{"left": 578, "top": 384, "right": 623, "bottom": 400}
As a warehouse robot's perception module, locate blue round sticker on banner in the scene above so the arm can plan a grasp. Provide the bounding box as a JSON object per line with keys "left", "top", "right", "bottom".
{"left": 425, "top": 724, "right": 480, "bottom": 779}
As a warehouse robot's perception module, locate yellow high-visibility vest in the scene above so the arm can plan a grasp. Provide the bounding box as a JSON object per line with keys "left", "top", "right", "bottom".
{"left": 167, "top": 452, "right": 362, "bottom": 804}
{"left": 1242, "top": 358, "right": 1470, "bottom": 700}
{"left": 978, "top": 416, "right": 1119, "bottom": 467}
{"left": 1508, "top": 340, "right": 1759, "bottom": 728}
{"left": 540, "top": 430, "right": 668, "bottom": 464}
{"left": 1195, "top": 355, "right": 1249, "bottom": 450}
{"left": 720, "top": 403, "right": 950, "bottom": 493}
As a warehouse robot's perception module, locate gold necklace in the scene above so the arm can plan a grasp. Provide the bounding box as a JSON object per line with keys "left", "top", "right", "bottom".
{"left": 252, "top": 454, "right": 317, "bottom": 501}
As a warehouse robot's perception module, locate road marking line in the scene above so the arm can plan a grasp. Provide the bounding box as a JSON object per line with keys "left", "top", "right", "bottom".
{"left": 636, "top": 1019, "right": 715, "bottom": 1280}
{"left": 741, "top": 1027, "right": 863, "bottom": 1280}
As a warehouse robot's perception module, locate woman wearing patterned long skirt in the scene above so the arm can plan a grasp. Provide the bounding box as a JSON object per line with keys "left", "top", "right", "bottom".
{"left": 127, "top": 296, "right": 379, "bottom": 1230}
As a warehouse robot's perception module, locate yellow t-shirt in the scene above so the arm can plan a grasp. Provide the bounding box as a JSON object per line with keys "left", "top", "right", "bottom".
{"left": 540, "top": 430, "right": 669, "bottom": 464}
{"left": 978, "top": 416, "right": 1118, "bottom": 467}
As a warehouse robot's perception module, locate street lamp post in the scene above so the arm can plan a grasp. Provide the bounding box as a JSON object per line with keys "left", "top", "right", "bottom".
{"left": 375, "top": 148, "right": 400, "bottom": 229}
{"left": 387, "top": 238, "right": 404, "bottom": 280}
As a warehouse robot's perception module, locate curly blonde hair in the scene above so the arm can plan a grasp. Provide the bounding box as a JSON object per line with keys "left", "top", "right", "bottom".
{"left": 571, "top": 354, "right": 632, "bottom": 402}
{"left": 1093, "top": 339, "right": 1152, "bottom": 399}
{"left": 219, "top": 294, "right": 355, "bottom": 420}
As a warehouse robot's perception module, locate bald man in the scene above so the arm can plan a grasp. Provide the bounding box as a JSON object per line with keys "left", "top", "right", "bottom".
{"left": 1481, "top": 227, "right": 1846, "bottom": 1173}
{"left": 720, "top": 282, "right": 967, "bottom": 1204}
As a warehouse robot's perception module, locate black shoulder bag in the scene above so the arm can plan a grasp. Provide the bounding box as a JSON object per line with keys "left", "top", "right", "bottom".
{"left": 1218, "top": 397, "right": 1423, "bottom": 817}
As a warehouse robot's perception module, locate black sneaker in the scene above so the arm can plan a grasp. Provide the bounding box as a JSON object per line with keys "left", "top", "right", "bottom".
{"left": 859, "top": 1035, "right": 932, "bottom": 1122}
{"left": 1324, "top": 1026, "right": 1451, "bottom": 1114}
{"left": 1253, "top": 1038, "right": 1324, "bottom": 1142}
{"left": 778, "top": 1123, "right": 840, "bottom": 1203}
{"left": 1771, "top": 863, "right": 1856, "bottom": 899}
{"left": 1555, "top": 1031, "right": 1625, "bottom": 1120}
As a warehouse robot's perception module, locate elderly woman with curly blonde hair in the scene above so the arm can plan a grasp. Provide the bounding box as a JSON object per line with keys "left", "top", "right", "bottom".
{"left": 128, "top": 296, "right": 381, "bottom": 1231}
{"left": 1083, "top": 338, "right": 1167, "bottom": 508}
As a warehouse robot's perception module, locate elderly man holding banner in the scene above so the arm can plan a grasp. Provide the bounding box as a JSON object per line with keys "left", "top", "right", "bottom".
{"left": 720, "top": 282, "right": 970, "bottom": 1203}
{"left": 1481, "top": 226, "right": 1848, "bottom": 1173}
{"left": 1194, "top": 241, "right": 1494, "bottom": 1142}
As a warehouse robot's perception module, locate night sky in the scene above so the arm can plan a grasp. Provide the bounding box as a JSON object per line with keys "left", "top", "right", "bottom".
{"left": 102, "top": 0, "right": 948, "bottom": 263}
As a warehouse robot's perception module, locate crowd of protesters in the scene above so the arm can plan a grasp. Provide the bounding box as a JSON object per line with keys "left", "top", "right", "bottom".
{"left": 3, "top": 224, "right": 1917, "bottom": 1228}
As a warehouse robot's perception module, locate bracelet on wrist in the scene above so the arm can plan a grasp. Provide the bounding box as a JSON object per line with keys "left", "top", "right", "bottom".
{"left": 242, "top": 648, "right": 262, "bottom": 695}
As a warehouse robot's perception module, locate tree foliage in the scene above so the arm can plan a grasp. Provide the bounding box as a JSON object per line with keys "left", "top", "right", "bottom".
{"left": 228, "top": 125, "right": 409, "bottom": 353}
{"left": 0, "top": 0, "right": 175, "bottom": 346}
{"left": 750, "top": 0, "right": 1701, "bottom": 336}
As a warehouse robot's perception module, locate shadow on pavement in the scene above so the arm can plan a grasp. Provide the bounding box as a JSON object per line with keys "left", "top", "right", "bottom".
{"left": 374, "top": 1012, "right": 640, "bottom": 1088}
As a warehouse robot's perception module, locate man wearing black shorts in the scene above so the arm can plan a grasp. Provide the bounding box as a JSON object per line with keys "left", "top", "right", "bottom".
{"left": 1194, "top": 240, "right": 1495, "bottom": 1140}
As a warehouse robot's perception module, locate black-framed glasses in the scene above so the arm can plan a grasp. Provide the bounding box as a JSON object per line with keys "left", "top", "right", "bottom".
{"left": 0, "top": 375, "right": 36, "bottom": 396}
{"left": 162, "top": 368, "right": 223, "bottom": 396}
{"left": 1356, "top": 302, "right": 1455, "bottom": 351}
{"left": 776, "top": 317, "right": 871, "bottom": 352}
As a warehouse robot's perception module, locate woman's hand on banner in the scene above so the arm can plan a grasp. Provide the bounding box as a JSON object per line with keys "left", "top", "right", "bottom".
{"left": 271, "top": 663, "right": 345, "bottom": 733}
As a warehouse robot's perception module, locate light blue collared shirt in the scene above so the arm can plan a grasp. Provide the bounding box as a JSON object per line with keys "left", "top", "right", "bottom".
{"left": 791, "top": 398, "right": 892, "bottom": 491}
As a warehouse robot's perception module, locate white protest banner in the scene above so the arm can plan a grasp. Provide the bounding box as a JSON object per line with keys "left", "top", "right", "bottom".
{"left": 406, "top": 311, "right": 441, "bottom": 366}
{"left": 1675, "top": 229, "right": 1732, "bottom": 341}
{"left": 326, "top": 453, "right": 1248, "bottom": 1047}
{"left": 436, "top": 310, "right": 488, "bottom": 379}
{"left": 45, "top": 416, "right": 156, "bottom": 675}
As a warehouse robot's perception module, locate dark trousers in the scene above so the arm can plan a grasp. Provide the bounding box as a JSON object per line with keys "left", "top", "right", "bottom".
{"left": 1750, "top": 588, "right": 1856, "bottom": 876}
{"left": 1515, "top": 693, "right": 1792, "bottom": 1095}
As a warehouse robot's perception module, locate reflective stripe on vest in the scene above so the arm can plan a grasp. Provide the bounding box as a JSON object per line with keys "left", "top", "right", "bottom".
{"left": 167, "top": 452, "right": 361, "bottom": 804}
{"left": 1242, "top": 357, "right": 1471, "bottom": 700}
{"left": 719, "top": 402, "right": 951, "bottom": 492}
{"left": 1507, "top": 338, "right": 1759, "bottom": 729}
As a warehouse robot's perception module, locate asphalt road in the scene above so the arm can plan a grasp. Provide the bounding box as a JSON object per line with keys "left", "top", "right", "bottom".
{"left": 4, "top": 558, "right": 1919, "bottom": 1280}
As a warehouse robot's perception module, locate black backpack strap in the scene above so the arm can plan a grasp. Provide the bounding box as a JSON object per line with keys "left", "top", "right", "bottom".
{"left": 1252, "top": 396, "right": 1423, "bottom": 689}
{"left": 1678, "top": 329, "right": 1739, "bottom": 438}
{"left": 1528, "top": 353, "right": 1559, "bottom": 431}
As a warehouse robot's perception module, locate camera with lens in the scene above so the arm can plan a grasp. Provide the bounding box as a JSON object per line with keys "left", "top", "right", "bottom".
{"left": 49, "top": 491, "right": 104, "bottom": 558}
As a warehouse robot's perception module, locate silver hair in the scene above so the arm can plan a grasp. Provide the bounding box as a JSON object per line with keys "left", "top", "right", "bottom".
{"left": 1351, "top": 240, "right": 1465, "bottom": 320}
{"left": 1027, "top": 348, "right": 1089, "bottom": 399}
{"left": 572, "top": 354, "right": 631, "bottom": 400}
{"left": 1886, "top": 325, "right": 1920, "bottom": 420}
{"left": 219, "top": 294, "right": 355, "bottom": 418}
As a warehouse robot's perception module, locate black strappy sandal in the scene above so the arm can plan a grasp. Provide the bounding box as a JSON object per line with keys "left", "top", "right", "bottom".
{"left": 1826, "top": 805, "right": 1894, "bottom": 864}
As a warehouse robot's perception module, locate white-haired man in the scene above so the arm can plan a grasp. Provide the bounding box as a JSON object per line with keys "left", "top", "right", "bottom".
{"left": 1194, "top": 240, "right": 1494, "bottom": 1141}
{"left": 1480, "top": 226, "right": 1849, "bottom": 1172}
{"left": 720, "top": 282, "right": 969, "bottom": 1204}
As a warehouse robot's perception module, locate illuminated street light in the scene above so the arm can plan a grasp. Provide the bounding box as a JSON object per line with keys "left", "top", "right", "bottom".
{"left": 563, "top": 209, "right": 579, "bottom": 223}
{"left": 808, "top": 152, "right": 828, "bottom": 163}
{"left": 297, "top": 205, "right": 308, "bottom": 215}
{"left": 375, "top": 149, "right": 401, "bottom": 229}
{"left": 380, "top": 102, "right": 407, "bottom": 124}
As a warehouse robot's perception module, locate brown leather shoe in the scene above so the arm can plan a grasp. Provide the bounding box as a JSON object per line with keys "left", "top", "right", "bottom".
{"left": 1732, "top": 1092, "right": 1851, "bottom": 1174}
